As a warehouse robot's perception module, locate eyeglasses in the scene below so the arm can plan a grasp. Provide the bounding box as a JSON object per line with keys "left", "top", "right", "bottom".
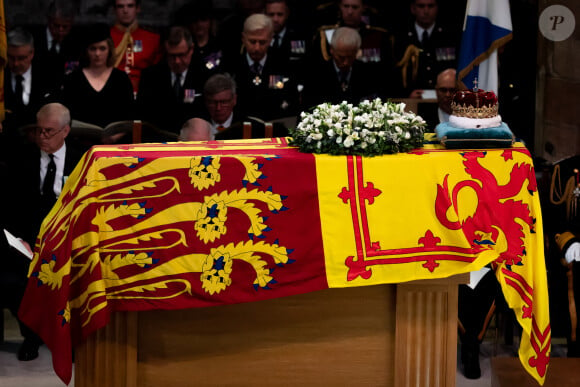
{"left": 436, "top": 87, "right": 457, "bottom": 95}
{"left": 206, "top": 98, "right": 234, "bottom": 107}
{"left": 167, "top": 49, "right": 192, "bottom": 61}
{"left": 35, "top": 126, "right": 65, "bottom": 138}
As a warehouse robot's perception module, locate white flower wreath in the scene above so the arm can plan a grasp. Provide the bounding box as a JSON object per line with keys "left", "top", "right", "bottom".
{"left": 290, "top": 99, "right": 426, "bottom": 156}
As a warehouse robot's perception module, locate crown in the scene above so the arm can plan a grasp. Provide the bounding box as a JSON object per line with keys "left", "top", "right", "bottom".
{"left": 451, "top": 88, "right": 499, "bottom": 119}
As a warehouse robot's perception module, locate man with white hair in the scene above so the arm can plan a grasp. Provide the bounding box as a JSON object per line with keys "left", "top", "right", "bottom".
{"left": 1, "top": 103, "right": 84, "bottom": 362}
{"left": 223, "top": 13, "right": 297, "bottom": 123}
{"left": 303, "top": 26, "right": 385, "bottom": 109}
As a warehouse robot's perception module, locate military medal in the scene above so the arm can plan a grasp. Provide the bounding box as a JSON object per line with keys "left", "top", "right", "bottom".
{"left": 184, "top": 89, "right": 196, "bottom": 103}
{"left": 253, "top": 76, "right": 262, "bottom": 86}
{"left": 133, "top": 40, "right": 143, "bottom": 53}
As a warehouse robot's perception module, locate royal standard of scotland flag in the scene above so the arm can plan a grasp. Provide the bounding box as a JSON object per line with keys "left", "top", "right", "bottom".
{"left": 457, "top": 0, "right": 513, "bottom": 94}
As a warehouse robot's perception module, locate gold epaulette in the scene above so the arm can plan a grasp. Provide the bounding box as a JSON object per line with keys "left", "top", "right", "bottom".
{"left": 365, "top": 25, "right": 389, "bottom": 34}
{"left": 316, "top": 2, "right": 334, "bottom": 11}
{"left": 396, "top": 44, "right": 421, "bottom": 89}
{"left": 556, "top": 231, "right": 576, "bottom": 251}
{"left": 318, "top": 25, "right": 338, "bottom": 62}
{"left": 318, "top": 24, "right": 339, "bottom": 32}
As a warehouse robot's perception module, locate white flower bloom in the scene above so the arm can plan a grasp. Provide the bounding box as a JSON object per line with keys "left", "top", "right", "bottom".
{"left": 405, "top": 132, "right": 411, "bottom": 139}
{"left": 336, "top": 136, "right": 343, "bottom": 144}
{"left": 327, "top": 129, "right": 335, "bottom": 137}
{"left": 344, "top": 136, "right": 354, "bottom": 147}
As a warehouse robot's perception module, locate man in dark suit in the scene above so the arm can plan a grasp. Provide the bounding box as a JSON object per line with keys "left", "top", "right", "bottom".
{"left": 302, "top": 26, "right": 384, "bottom": 109}
{"left": 393, "top": 0, "right": 459, "bottom": 97}
{"left": 30, "top": 1, "right": 82, "bottom": 84}
{"left": 1, "top": 103, "right": 84, "bottom": 361}
{"left": 417, "top": 68, "right": 456, "bottom": 131}
{"left": 137, "top": 26, "right": 208, "bottom": 134}
{"left": 222, "top": 13, "right": 299, "bottom": 122}
{"left": 265, "top": 0, "right": 309, "bottom": 84}
{"left": 201, "top": 73, "right": 286, "bottom": 140}
{"left": 3, "top": 27, "right": 59, "bottom": 144}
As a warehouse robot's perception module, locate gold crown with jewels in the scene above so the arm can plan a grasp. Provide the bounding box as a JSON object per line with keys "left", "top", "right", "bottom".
{"left": 451, "top": 80, "right": 499, "bottom": 119}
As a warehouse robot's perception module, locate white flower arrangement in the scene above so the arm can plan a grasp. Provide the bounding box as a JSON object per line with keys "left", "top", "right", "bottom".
{"left": 290, "top": 99, "right": 427, "bottom": 156}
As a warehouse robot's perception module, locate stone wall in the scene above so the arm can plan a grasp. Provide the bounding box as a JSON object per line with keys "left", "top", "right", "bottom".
{"left": 536, "top": 0, "right": 580, "bottom": 162}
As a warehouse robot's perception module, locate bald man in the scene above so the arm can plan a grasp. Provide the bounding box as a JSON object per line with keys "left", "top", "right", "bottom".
{"left": 180, "top": 118, "right": 212, "bottom": 141}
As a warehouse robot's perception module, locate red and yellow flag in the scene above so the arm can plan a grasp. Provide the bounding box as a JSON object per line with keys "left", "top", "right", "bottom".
{"left": 19, "top": 137, "right": 549, "bottom": 385}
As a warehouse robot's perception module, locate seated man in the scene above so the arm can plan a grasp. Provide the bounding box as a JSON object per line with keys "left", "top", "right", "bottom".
{"left": 417, "top": 68, "right": 456, "bottom": 131}
{"left": 1, "top": 102, "right": 85, "bottom": 361}
{"left": 302, "top": 26, "right": 386, "bottom": 109}
{"left": 179, "top": 118, "right": 211, "bottom": 141}
{"left": 222, "top": 13, "right": 299, "bottom": 121}
{"left": 110, "top": 0, "right": 161, "bottom": 93}
{"left": 202, "top": 73, "right": 287, "bottom": 140}
{"left": 137, "top": 26, "right": 208, "bottom": 134}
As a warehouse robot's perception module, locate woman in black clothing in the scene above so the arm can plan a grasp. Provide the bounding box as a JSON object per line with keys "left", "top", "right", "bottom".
{"left": 61, "top": 24, "right": 134, "bottom": 128}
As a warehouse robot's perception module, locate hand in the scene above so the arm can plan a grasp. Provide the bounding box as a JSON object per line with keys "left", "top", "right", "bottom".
{"left": 19, "top": 239, "right": 33, "bottom": 255}
{"left": 565, "top": 242, "right": 580, "bottom": 263}
{"left": 408, "top": 89, "right": 424, "bottom": 99}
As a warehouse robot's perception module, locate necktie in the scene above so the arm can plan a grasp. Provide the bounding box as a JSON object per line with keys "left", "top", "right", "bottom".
{"left": 43, "top": 154, "right": 56, "bottom": 198}
{"left": 421, "top": 30, "right": 429, "bottom": 47}
{"left": 173, "top": 73, "right": 183, "bottom": 99}
{"left": 251, "top": 62, "right": 262, "bottom": 75}
{"left": 217, "top": 125, "right": 226, "bottom": 132}
{"left": 50, "top": 40, "right": 58, "bottom": 55}
{"left": 273, "top": 34, "right": 280, "bottom": 49}
{"left": 14, "top": 74, "right": 24, "bottom": 106}
{"left": 339, "top": 70, "right": 349, "bottom": 91}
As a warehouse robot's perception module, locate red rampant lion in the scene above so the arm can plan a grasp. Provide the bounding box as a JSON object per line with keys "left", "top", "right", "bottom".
{"left": 435, "top": 150, "right": 537, "bottom": 266}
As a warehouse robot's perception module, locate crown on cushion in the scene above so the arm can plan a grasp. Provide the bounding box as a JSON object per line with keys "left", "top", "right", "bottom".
{"left": 451, "top": 88, "right": 499, "bottom": 119}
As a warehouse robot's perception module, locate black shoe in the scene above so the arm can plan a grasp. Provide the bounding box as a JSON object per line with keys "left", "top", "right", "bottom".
{"left": 462, "top": 343, "right": 481, "bottom": 379}
{"left": 17, "top": 338, "right": 39, "bottom": 361}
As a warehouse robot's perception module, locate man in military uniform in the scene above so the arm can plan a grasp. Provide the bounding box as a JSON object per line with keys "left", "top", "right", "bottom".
{"left": 222, "top": 13, "right": 298, "bottom": 122}
{"left": 392, "top": 0, "right": 459, "bottom": 97}
{"left": 543, "top": 155, "right": 580, "bottom": 358}
{"left": 110, "top": 0, "right": 161, "bottom": 93}
{"left": 265, "top": 0, "right": 309, "bottom": 84}
{"left": 303, "top": 27, "right": 385, "bottom": 109}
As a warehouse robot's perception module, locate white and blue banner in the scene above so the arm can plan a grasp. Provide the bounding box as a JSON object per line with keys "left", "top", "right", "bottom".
{"left": 457, "top": 0, "right": 512, "bottom": 94}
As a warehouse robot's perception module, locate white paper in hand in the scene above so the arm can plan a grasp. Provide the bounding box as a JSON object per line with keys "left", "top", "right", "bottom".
{"left": 3, "top": 229, "right": 33, "bottom": 260}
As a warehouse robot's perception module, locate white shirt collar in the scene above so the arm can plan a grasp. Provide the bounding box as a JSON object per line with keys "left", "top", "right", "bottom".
{"left": 246, "top": 53, "right": 267, "bottom": 69}
{"left": 172, "top": 69, "right": 188, "bottom": 86}
{"left": 438, "top": 107, "right": 450, "bottom": 123}
{"left": 415, "top": 22, "right": 435, "bottom": 39}
{"left": 46, "top": 26, "right": 60, "bottom": 53}
{"left": 211, "top": 113, "right": 234, "bottom": 139}
{"left": 13, "top": 66, "right": 32, "bottom": 105}
{"left": 40, "top": 143, "right": 67, "bottom": 196}
{"left": 271, "top": 27, "right": 287, "bottom": 46}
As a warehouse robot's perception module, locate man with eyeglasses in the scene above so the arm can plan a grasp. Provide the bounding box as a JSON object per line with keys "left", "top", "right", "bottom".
{"left": 137, "top": 26, "right": 209, "bottom": 134}
{"left": 1, "top": 103, "right": 84, "bottom": 362}
{"left": 199, "top": 73, "right": 286, "bottom": 140}
{"left": 417, "top": 68, "right": 456, "bottom": 130}
{"left": 2, "top": 27, "right": 59, "bottom": 145}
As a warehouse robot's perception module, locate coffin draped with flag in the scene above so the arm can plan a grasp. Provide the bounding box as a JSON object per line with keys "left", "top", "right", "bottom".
{"left": 19, "top": 136, "right": 550, "bottom": 385}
